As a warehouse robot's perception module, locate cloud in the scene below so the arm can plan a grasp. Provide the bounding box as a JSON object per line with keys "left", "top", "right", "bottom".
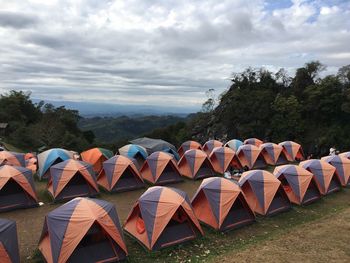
{"left": 0, "top": 11, "right": 38, "bottom": 29}
{"left": 0, "top": 0, "right": 349, "bottom": 110}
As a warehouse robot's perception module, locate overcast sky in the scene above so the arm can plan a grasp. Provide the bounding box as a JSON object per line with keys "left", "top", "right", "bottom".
{"left": 0, "top": 0, "right": 349, "bottom": 110}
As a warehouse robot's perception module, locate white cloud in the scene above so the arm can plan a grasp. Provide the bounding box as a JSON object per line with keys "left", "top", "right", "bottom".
{"left": 0, "top": 0, "right": 349, "bottom": 110}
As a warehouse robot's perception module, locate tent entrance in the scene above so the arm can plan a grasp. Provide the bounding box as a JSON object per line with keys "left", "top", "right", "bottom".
{"left": 0, "top": 179, "right": 35, "bottom": 212}
{"left": 327, "top": 176, "right": 341, "bottom": 194}
{"left": 302, "top": 180, "right": 321, "bottom": 205}
{"left": 266, "top": 188, "right": 291, "bottom": 216}
{"left": 67, "top": 222, "right": 126, "bottom": 263}
{"left": 157, "top": 163, "right": 182, "bottom": 184}
{"left": 220, "top": 195, "right": 255, "bottom": 232}
{"left": 252, "top": 155, "right": 266, "bottom": 169}
{"left": 56, "top": 172, "right": 97, "bottom": 201}
{"left": 153, "top": 207, "right": 197, "bottom": 250}
{"left": 195, "top": 161, "right": 214, "bottom": 179}
{"left": 112, "top": 168, "right": 144, "bottom": 192}
{"left": 276, "top": 153, "right": 289, "bottom": 165}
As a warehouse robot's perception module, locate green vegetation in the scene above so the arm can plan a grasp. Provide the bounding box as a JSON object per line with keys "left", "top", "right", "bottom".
{"left": 0, "top": 91, "right": 93, "bottom": 152}
{"left": 155, "top": 62, "right": 350, "bottom": 157}
{"left": 78, "top": 115, "right": 186, "bottom": 145}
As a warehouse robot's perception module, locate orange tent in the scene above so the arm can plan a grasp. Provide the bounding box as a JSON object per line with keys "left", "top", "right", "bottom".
{"left": 236, "top": 145, "right": 266, "bottom": 169}
{"left": 239, "top": 170, "right": 291, "bottom": 216}
{"left": 0, "top": 165, "right": 38, "bottom": 212}
{"left": 178, "top": 149, "right": 216, "bottom": 179}
{"left": 202, "top": 140, "right": 223, "bottom": 155}
{"left": 124, "top": 186, "right": 203, "bottom": 251}
{"left": 209, "top": 147, "right": 241, "bottom": 174}
{"left": 177, "top": 141, "right": 202, "bottom": 157}
{"left": 140, "top": 152, "right": 182, "bottom": 184}
{"left": 97, "top": 155, "right": 145, "bottom": 192}
{"left": 39, "top": 197, "right": 128, "bottom": 263}
{"left": 244, "top": 138, "right": 263, "bottom": 147}
{"left": 274, "top": 165, "right": 321, "bottom": 205}
{"left": 192, "top": 177, "right": 255, "bottom": 231}
{"left": 279, "top": 141, "right": 305, "bottom": 161}
{"left": 81, "top": 148, "right": 113, "bottom": 174}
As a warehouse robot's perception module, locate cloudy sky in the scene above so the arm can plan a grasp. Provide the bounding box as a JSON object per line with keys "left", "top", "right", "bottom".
{"left": 0, "top": 0, "right": 349, "bottom": 111}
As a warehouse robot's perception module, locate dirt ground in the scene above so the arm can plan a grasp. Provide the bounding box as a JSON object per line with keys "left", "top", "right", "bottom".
{"left": 215, "top": 207, "right": 350, "bottom": 263}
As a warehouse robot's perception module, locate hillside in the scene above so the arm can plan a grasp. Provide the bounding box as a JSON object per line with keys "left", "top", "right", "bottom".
{"left": 78, "top": 115, "right": 187, "bottom": 143}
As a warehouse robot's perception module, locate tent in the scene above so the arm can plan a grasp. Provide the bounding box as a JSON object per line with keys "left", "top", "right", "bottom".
{"left": 39, "top": 197, "right": 128, "bottom": 263}
{"left": 177, "top": 141, "right": 202, "bottom": 157}
{"left": 339, "top": 151, "right": 350, "bottom": 160}
{"left": 118, "top": 144, "right": 148, "bottom": 168}
{"left": 0, "top": 165, "right": 38, "bottom": 212}
{"left": 236, "top": 145, "right": 266, "bottom": 169}
{"left": 25, "top": 153, "right": 37, "bottom": 174}
{"left": 48, "top": 160, "right": 99, "bottom": 202}
{"left": 321, "top": 155, "right": 350, "bottom": 187}
{"left": 178, "top": 149, "right": 216, "bottom": 179}
{"left": 130, "top": 137, "right": 178, "bottom": 158}
{"left": 124, "top": 186, "right": 203, "bottom": 251}
{"left": 279, "top": 141, "right": 305, "bottom": 162}
{"left": 300, "top": 159, "right": 340, "bottom": 195}
{"left": 140, "top": 152, "right": 183, "bottom": 185}
{"left": 98, "top": 155, "right": 145, "bottom": 192}
{"left": 202, "top": 140, "right": 223, "bottom": 155}
{"left": 260, "top": 143, "right": 288, "bottom": 165}
{"left": 37, "top": 148, "right": 73, "bottom": 180}
{"left": 224, "top": 139, "right": 243, "bottom": 152}
{"left": 0, "top": 219, "right": 20, "bottom": 263}
{"left": 239, "top": 170, "right": 291, "bottom": 216}
{"left": 191, "top": 177, "right": 255, "bottom": 231}
{"left": 274, "top": 165, "right": 321, "bottom": 205}
{"left": 244, "top": 138, "right": 263, "bottom": 147}
{"left": 0, "top": 151, "right": 25, "bottom": 167}
{"left": 81, "top": 148, "right": 113, "bottom": 174}
{"left": 209, "top": 147, "right": 242, "bottom": 174}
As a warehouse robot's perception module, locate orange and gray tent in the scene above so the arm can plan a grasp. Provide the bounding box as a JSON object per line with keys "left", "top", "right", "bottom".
{"left": 124, "top": 186, "right": 203, "bottom": 251}
{"left": 224, "top": 139, "right": 243, "bottom": 152}
{"left": 236, "top": 144, "right": 266, "bottom": 169}
{"left": 209, "top": 147, "right": 242, "bottom": 174}
{"left": 38, "top": 197, "right": 128, "bottom": 263}
{"left": 191, "top": 177, "right": 255, "bottom": 231}
{"left": 321, "top": 155, "right": 350, "bottom": 187}
{"left": 0, "top": 219, "right": 20, "bottom": 263}
{"left": 37, "top": 148, "right": 73, "bottom": 180}
{"left": 140, "top": 152, "right": 182, "bottom": 184}
{"left": 177, "top": 141, "right": 202, "bottom": 157}
{"left": 118, "top": 144, "right": 148, "bottom": 168}
{"left": 279, "top": 141, "right": 305, "bottom": 161}
{"left": 0, "top": 165, "right": 38, "bottom": 212}
{"left": 244, "top": 138, "right": 263, "bottom": 147}
{"left": 300, "top": 159, "right": 340, "bottom": 195}
{"left": 274, "top": 165, "right": 321, "bottom": 205}
{"left": 260, "top": 143, "right": 288, "bottom": 165}
{"left": 48, "top": 160, "right": 99, "bottom": 202}
{"left": 202, "top": 140, "right": 223, "bottom": 155}
{"left": 178, "top": 149, "right": 216, "bottom": 179}
{"left": 239, "top": 170, "right": 291, "bottom": 216}
{"left": 80, "top": 148, "right": 113, "bottom": 174}
{"left": 339, "top": 151, "right": 350, "bottom": 160}
{"left": 25, "top": 153, "right": 37, "bottom": 174}
{"left": 0, "top": 151, "right": 25, "bottom": 167}
{"left": 98, "top": 155, "right": 145, "bottom": 192}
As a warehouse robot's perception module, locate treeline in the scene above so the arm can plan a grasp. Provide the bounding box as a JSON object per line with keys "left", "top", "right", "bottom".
{"left": 0, "top": 91, "right": 94, "bottom": 152}
{"left": 150, "top": 61, "right": 350, "bottom": 157}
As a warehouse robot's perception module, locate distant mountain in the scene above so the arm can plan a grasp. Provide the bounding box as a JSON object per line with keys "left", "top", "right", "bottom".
{"left": 78, "top": 115, "right": 187, "bottom": 143}
{"left": 32, "top": 99, "right": 198, "bottom": 117}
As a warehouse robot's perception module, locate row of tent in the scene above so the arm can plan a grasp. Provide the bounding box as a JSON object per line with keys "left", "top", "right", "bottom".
{"left": 1, "top": 157, "right": 349, "bottom": 263}
{"left": 0, "top": 147, "right": 350, "bottom": 208}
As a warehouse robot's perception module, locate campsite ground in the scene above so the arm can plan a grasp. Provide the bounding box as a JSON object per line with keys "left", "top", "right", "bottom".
{"left": 1, "top": 176, "right": 349, "bottom": 263}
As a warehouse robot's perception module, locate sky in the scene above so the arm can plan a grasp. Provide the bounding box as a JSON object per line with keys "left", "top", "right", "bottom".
{"left": 0, "top": 0, "right": 349, "bottom": 111}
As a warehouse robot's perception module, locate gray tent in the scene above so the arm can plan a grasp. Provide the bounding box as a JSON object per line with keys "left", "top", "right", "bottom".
{"left": 130, "top": 137, "right": 179, "bottom": 160}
